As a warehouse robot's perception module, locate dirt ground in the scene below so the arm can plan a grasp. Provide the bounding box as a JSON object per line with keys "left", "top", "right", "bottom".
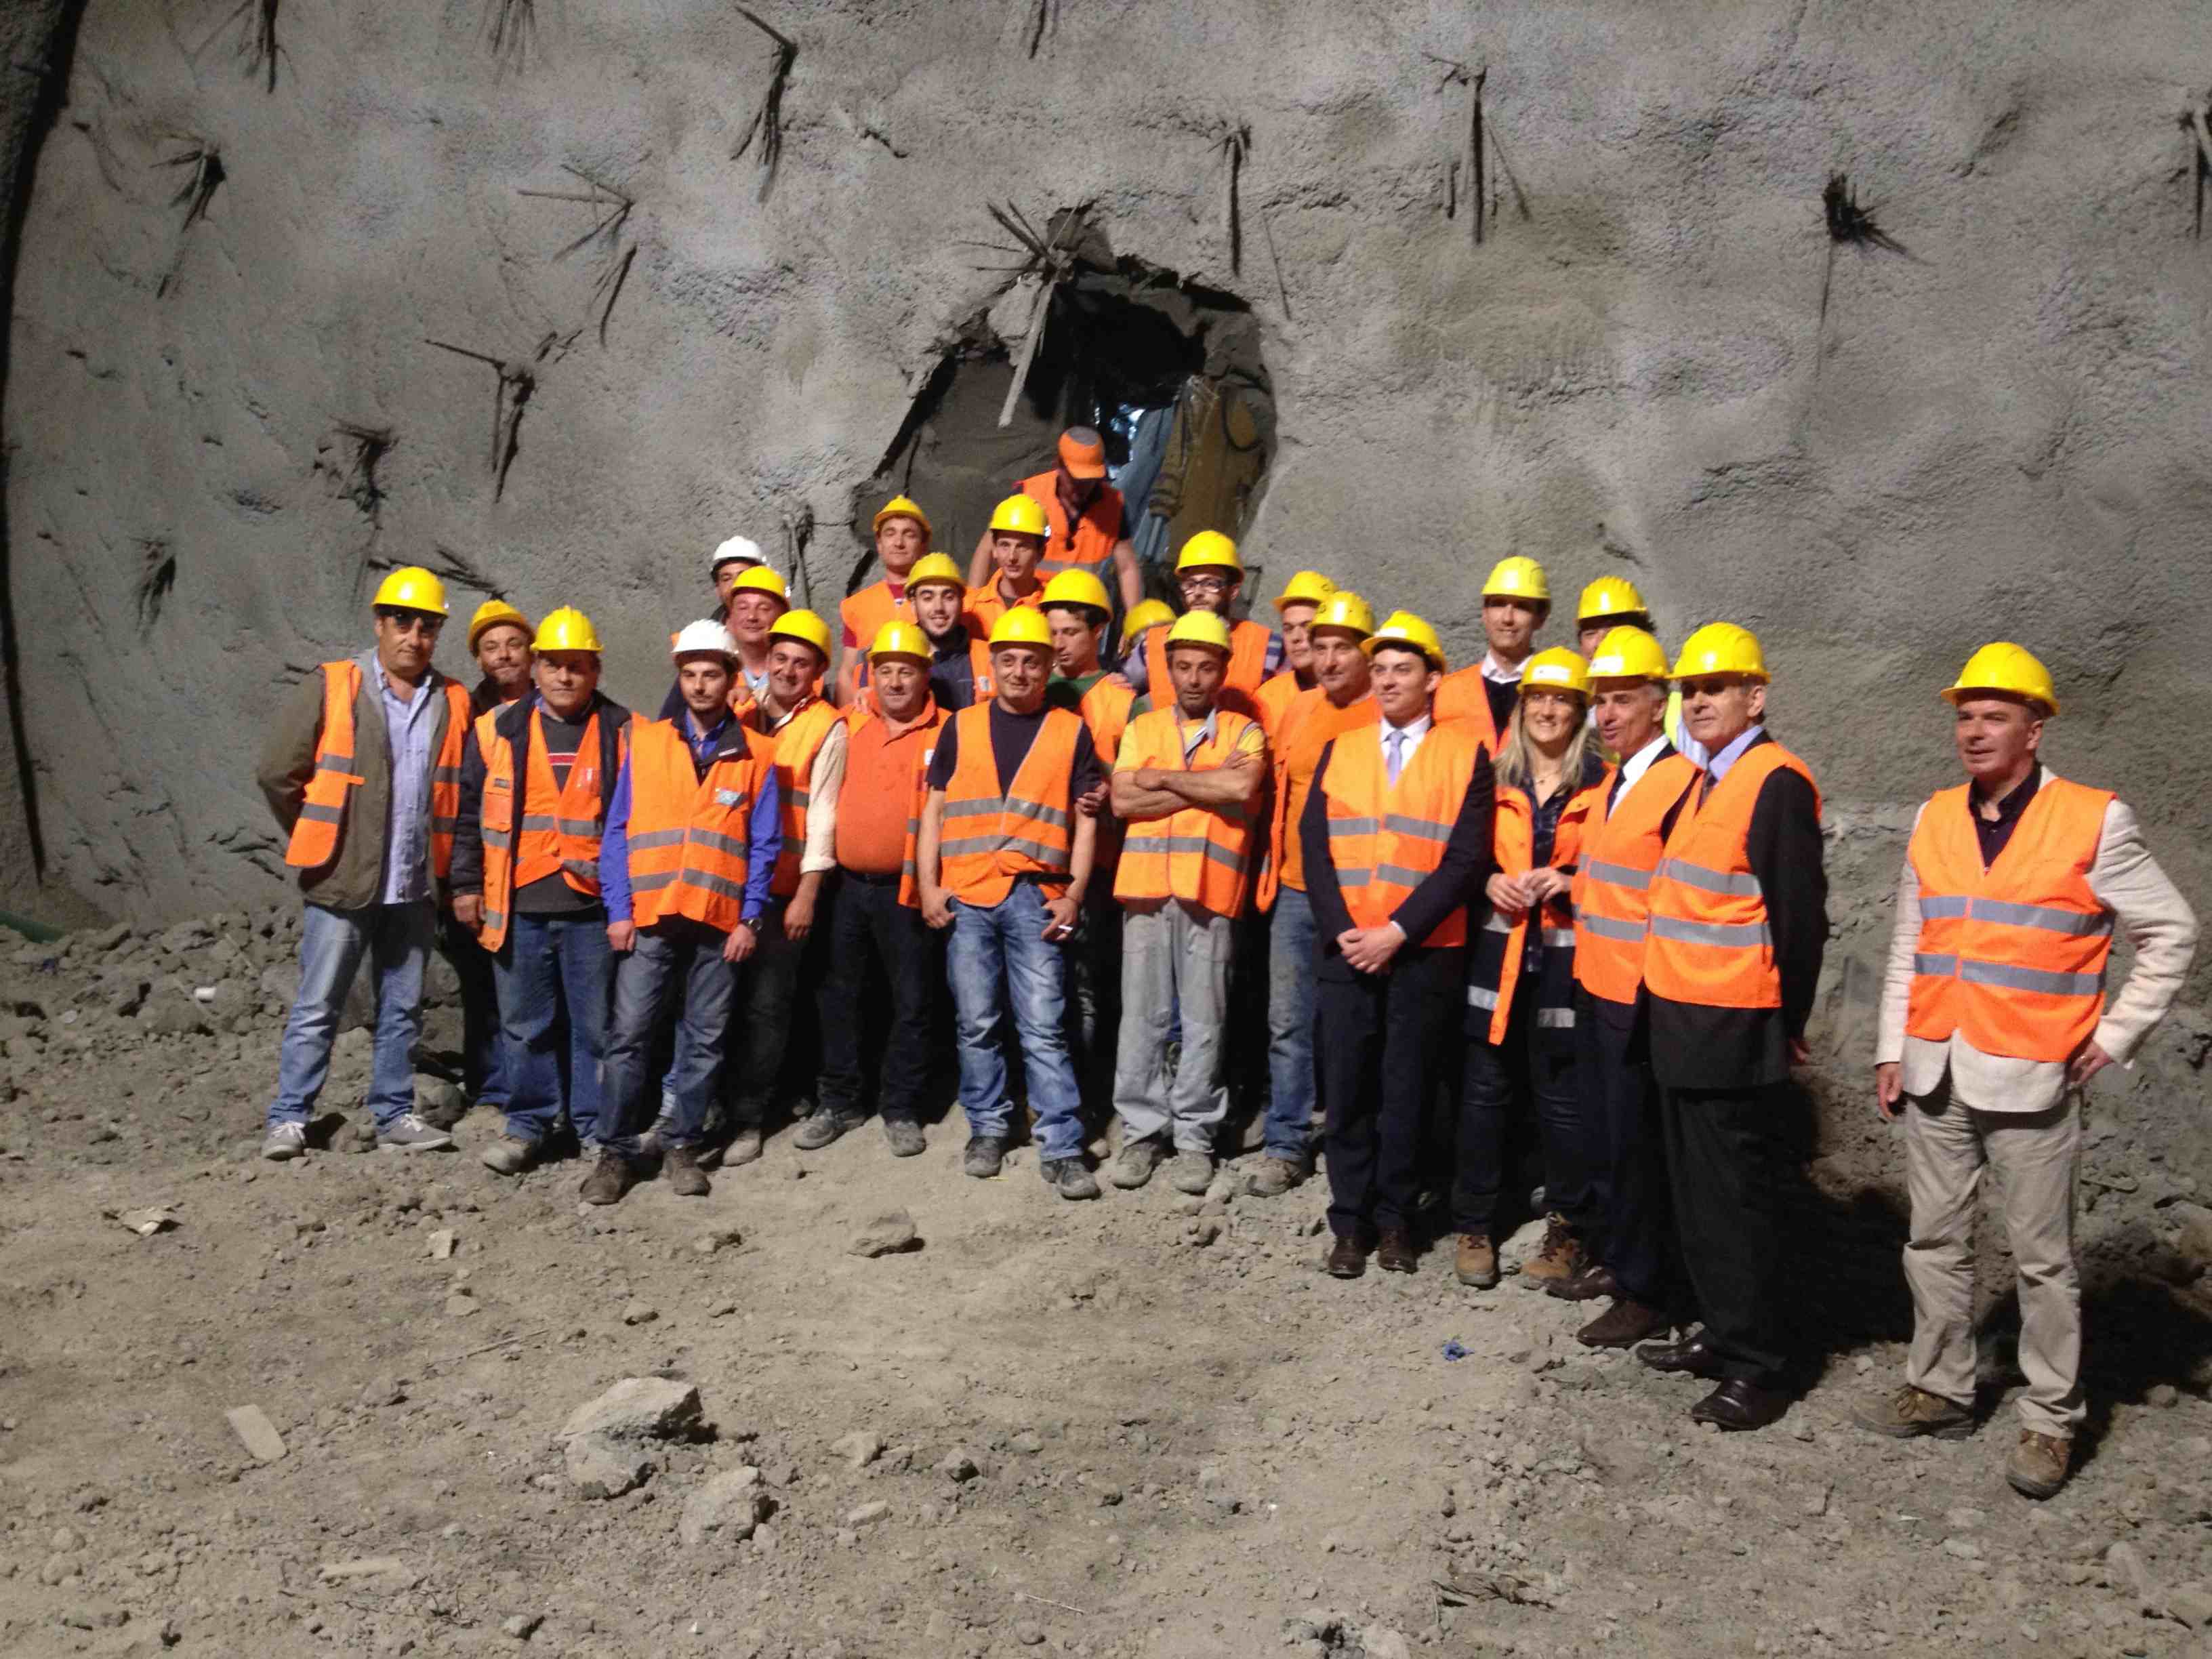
{"left": 3, "top": 907, "right": 2211, "bottom": 1659}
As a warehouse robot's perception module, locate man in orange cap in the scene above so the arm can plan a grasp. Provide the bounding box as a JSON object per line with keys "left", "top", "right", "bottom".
{"left": 968, "top": 427, "right": 1143, "bottom": 613}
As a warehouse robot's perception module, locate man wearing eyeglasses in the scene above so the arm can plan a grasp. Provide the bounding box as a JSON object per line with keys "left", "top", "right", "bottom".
{"left": 1134, "top": 532, "right": 1279, "bottom": 720}
{"left": 255, "top": 567, "right": 474, "bottom": 1160}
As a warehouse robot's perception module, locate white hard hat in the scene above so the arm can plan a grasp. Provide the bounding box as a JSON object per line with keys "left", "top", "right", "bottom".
{"left": 709, "top": 535, "right": 766, "bottom": 575}
{"left": 672, "top": 619, "right": 739, "bottom": 661}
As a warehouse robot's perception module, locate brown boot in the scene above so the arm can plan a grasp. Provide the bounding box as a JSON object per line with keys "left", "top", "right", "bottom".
{"left": 1852, "top": 1384, "right": 1975, "bottom": 1441}
{"left": 1519, "top": 1213, "right": 1586, "bottom": 1284}
{"left": 1376, "top": 1227, "right": 1418, "bottom": 1275}
{"left": 1577, "top": 1298, "right": 1671, "bottom": 1349}
{"left": 579, "top": 1149, "right": 634, "bottom": 1206}
{"left": 1324, "top": 1235, "right": 1370, "bottom": 1279}
{"left": 1454, "top": 1232, "right": 1500, "bottom": 1288}
{"left": 2006, "top": 1430, "right": 2071, "bottom": 1500}
{"left": 664, "top": 1145, "right": 712, "bottom": 1198}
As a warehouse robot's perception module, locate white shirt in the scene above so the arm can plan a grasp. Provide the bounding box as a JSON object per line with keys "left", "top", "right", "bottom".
{"left": 1480, "top": 651, "right": 1525, "bottom": 686}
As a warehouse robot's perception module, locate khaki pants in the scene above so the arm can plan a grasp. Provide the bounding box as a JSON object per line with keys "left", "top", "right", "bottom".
{"left": 1902, "top": 1084, "right": 2084, "bottom": 1437}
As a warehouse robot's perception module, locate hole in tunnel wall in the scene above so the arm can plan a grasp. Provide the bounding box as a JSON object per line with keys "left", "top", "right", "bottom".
{"left": 844, "top": 253, "right": 1275, "bottom": 613}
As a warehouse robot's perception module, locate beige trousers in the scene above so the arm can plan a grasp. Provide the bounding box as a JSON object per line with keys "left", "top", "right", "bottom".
{"left": 1902, "top": 1084, "right": 2085, "bottom": 1437}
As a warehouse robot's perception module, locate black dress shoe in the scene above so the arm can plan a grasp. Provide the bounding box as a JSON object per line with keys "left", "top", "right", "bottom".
{"left": 1376, "top": 1227, "right": 1418, "bottom": 1274}
{"left": 1325, "top": 1235, "right": 1370, "bottom": 1279}
{"left": 1546, "top": 1263, "right": 1619, "bottom": 1303}
{"left": 1636, "top": 1326, "right": 1724, "bottom": 1378}
{"left": 1691, "top": 1378, "right": 1789, "bottom": 1431}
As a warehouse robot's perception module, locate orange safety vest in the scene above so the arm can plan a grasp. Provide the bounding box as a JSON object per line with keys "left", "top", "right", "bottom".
{"left": 285, "top": 661, "right": 469, "bottom": 882}
{"left": 750, "top": 697, "right": 842, "bottom": 899}
{"left": 1075, "top": 675, "right": 1136, "bottom": 766}
{"left": 964, "top": 582, "right": 1043, "bottom": 640}
{"left": 1432, "top": 665, "right": 1504, "bottom": 757}
{"left": 1643, "top": 743, "right": 1822, "bottom": 1010}
{"left": 840, "top": 579, "right": 912, "bottom": 688}
{"left": 1020, "top": 470, "right": 1124, "bottom": 580}
{"left": 1570, "top": 754, "right": 1702, "bottom": 1006}
{"left": 842, "top": 697, "right": 947, "bottom": 908}
{"left": 1904, "top": 777, "right": 2115, "bottom": 1064}
{"left": 1256, "top": 686, "right": 1380, "bottom": 910}
{"left": 1252, "top": 670, "right": 1305, "bottom": 739}
{"left": 472, "top": 703, "right": 626, "bottom": 951}
{"left": 1467, "top": 780, "right": 1596, "bottom": 1042}
{"left": 1320, "top": 719, "right": 1486, "bottom": 949}
{"left": 1112, "top": 706, "right": 1261, "bottom": 916}
{"left": 937, "top": 703, "right": 1081, "bottom": 905}
{"left": 623, "top": 718, "right": 773, "bottom": 934}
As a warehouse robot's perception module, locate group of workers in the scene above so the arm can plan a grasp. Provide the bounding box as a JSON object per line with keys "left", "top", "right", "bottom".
{"left": 255, "top": 425, "right": 2196, "bottom": 1501}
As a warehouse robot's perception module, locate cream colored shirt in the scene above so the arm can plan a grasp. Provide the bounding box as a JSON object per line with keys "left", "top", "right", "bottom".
{"left": 1875, "top": 770, "right": 2198, "bottom": 1112}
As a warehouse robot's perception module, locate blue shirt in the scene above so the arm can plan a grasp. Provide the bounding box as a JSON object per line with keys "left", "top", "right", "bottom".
{"left": 369, "top": 650, "right": 443, "bottom": 905}
{"left": 598, "top": 710, "right": 781, "bottom": 927}
{"left": 1702, "top": 722, "right": 1766, "bottom": 785}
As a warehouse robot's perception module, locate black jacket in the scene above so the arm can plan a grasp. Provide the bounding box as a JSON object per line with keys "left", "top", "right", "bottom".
{"left": 449, "top": 689, "right": 632, "bottom": 898}
{"left": 1645, "top": 732, "right": 1828, "bottom": 1091}
{"left": 1300, "top": 732, "right": 1496, "bottom": 983}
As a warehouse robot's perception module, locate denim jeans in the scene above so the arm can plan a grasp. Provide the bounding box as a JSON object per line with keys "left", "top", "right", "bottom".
{"left": 1261, "top": 884, "right": 1320, "bottom": 1159}
{"left": 438, "top": 910, "right": 508, "bottom": 1111}
{"left": 1113, "top": 901, "right": 1233, "bottom": 1153}
{"left": 492, "top": 911, "right": 613, "bottom": 1147}
{"left": 946, "top": 882, "right": 1086, "bottom": 1160}
{"left": 267, "top": 900, "right": 434, "bottom": 1131}
{"left": 602, "top": 919, "right": 735, "bottom": 1157}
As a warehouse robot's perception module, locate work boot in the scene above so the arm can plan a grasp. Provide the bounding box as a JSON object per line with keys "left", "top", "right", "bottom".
{"left": 963, "top": 1135, "right": 1007, "bottom": 1179}
{"left": 1324, "top": 1235, "right": 1370, "bottom": 1279}
{"left": 881, "top": 1117, "right": 926, "bottom": 1158}
{"left": 703, "top": 1124, "right": 763, "bottom": 1170}
{"left": 2006, "top": 1431, "right": 2072, "bottom": 1500}
{"left": 794, "top": 1105, "right": 865, "bottom": 1151}
{"left": 1454, "top": 1232, "right": 1500, "bottom": 1289}
{"left": 1519, "top": 1213, "right": 1585, "bottom": 1284}
{"left": 579, "top": 1149, "right": 634, "bottom": 1206}
{"left": 1041, "top": 1158, "right": 1101, "bottom": 1200}
{"left": 260, "top": 1122, "right": 306, "bottom": 1162}
{"left": 1111, "top": 1136, "right": 1168, "bottom": 1190}
{"left": 664, "top": 1145, "right": 712, "bottom": 1198}
{"left": 378, "top": 1113, "right": 455, "bottom": 1153}
{"left": 1853, "top": 1384, "right": 1975, "bottom": 1441}
{"left": 1577, "top": 1298, "right": 1671, "bottom": 1349}
{"left": 479, "top": 1134, "right": 539, "bottom": 1176}
{"left": 1244, "top": 1153, "right": 1305, "bottom": 1199}
{"left": 1376, "top": 1227, "right": 1418, "bottom": 1275}
{"left": 1168, "top": 1150, "right": 1214, "bottom": 1196}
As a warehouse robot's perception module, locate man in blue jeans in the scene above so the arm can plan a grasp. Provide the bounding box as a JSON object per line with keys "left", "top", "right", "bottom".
{"left": 253, "top": 567, "right": 473, "bottom": 1158}
{"left": 914, "top": 609, "right": 1103, "bottom": 1199}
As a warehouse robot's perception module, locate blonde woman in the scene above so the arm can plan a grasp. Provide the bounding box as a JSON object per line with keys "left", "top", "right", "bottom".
{"left": 1451, "top": 649, "right": 1607, "bottom": 1290}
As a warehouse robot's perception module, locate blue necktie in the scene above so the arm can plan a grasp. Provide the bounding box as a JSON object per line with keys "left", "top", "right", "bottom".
{"left": 1386, "top": 729, "right": 1405, "bottom": 786}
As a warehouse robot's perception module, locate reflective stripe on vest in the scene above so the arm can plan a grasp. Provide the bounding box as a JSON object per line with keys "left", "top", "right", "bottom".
{"left": 1466, "top": 779, "right": 1593, "bottom": 1042}
{"left": 624, "top": 720, "right": 763, "bottom": 933}
{"left": 1110, "top": 706, "right": 1260, "bottom": 916}
{"left": 760, "top": 697, "right": 840, "bottom": 899}
{"left": 938, "top": 703, "right": 1080, "bottom": 906}
{"left": 1320, "top": 719, "right": 1483, "bottom": 949}
{"left": 1903, "top": 776, "right": 2114, "bottom": 1063}
{"left": 1642, "top": 744, "right": 1821, "bottom": 1012}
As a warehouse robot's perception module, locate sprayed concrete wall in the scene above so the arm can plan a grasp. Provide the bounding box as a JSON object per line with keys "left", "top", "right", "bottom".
{"left": 4, "top": 1, "right": 2210, "bottom": 977}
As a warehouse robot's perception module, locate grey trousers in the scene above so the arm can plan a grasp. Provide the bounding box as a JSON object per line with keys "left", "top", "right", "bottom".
{"left": 1112, "top": 899, "right": 1235, "bottom": 1153}
{"left": 1902, "top": 1083, "right": 2085, "bottom": 1436}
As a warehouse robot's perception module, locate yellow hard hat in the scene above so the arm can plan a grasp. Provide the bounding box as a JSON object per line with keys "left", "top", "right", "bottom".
{"left": 1122, "top": 598, "right": 1175, "bottom": 636}
{"left": 987, "top": 494, "right": 1050, "bottom": 539}
{"left": 769, "top": 609, "right": 833, "bottom": 661}
{"left": 1363, "top": 609, "right": 1448, "bottom": 672}
{"left": 533, "top": 606, "right": 602, "bottom": 653}
{"left": 868, "top": 619, "right": 932, "bottom": 663}
{"left": 872, "top": 495, "right": 933, "bottom": 539}
{"left": 1175, "top": 531, "right": 1243, "bottom": 575}
{"left": 1577, "top": 575, "right": 1648, "bottom": 623}
{"left": 1585, "top": 626, "right": 1671, "bottom": 684}
{"left": 1481, "top": 556, "right": 1550, "bottom": 603}
{"left": 905, "top": 552, "right": 966, "bottom": 593}
{"left": 1309, "top": 590, "right": 1376, "bottom": 639}
{"left": 371, "top": 566, "right": 450, "bottom": 616}
{"left": 1164, "top": 611, "right": 1233, "bottom": 654}
{"left": 987, "top": 607, "right": 1053, "bottom": 651}
{"left": 1040, "top": 569, "right": 1112, "bottom": 616}
{"left": 1942, "top": 641, "right": 2059, "bottom": 716}
{"left": 730, "top": 565, "right": 790, "bottom": 602}
{"left": 1273, "top": 571, "right": 1337, "bottom": 613}
{"left": 1519, "top": 647, "right": 1591, "bottom": 700}
{"left": 466, "top": 598, "right": 531, "bottom": 652}
{"left": 1671, "top": 622, "right": 1769, "bottom": 682}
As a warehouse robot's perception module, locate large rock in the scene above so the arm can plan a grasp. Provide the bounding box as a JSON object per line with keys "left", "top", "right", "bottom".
{"left": 847, "top": 1209, "right": 920, "bottom": 1258}
{"left": 564, "top": 1436, "right": 653, "bottom": 1501}
{"left": 678, "top": 1468, "right": 769, "bottom": 1547}
{"left": 560, "top": 1378, "right": 703, "bottom": 1443}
